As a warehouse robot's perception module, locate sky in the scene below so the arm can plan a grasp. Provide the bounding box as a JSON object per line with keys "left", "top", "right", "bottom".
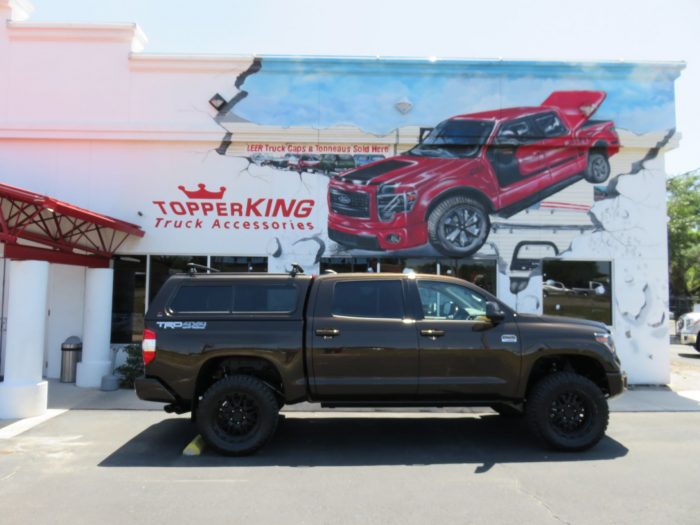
{"left": 28, "top": 0, "right": 700, "bottom": 176}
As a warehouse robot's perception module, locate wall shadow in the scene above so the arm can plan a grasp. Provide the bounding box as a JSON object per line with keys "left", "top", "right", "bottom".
{"left": 99, "top": 414, "right": 628, "bottom": 471}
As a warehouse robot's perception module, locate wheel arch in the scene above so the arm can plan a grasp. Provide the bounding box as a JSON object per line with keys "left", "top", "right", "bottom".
{"left": 523, "top": 354, "right": 610, "bottom": 398}
{"left": 591, "top": 140, "right": 610, "bottom": 157}
{"left": 424, "top": 187, "right": 494, "bottom": 222}
{"left": 194, "top": 356, "right": 286, "bottom": 410}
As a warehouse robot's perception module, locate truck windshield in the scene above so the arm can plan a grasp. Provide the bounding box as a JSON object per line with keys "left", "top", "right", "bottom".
{"left": 409, "top": 119, "right": 494, "bottom": 159}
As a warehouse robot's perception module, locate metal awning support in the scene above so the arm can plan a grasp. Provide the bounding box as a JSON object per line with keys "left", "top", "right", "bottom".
{"left": 0, "top": 182, "right": 144, "bottom": 267}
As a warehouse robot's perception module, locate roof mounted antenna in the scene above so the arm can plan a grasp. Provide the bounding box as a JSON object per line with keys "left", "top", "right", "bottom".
{"left": 186, "top": 262, "right": 220, "bottom": 275}
{"left": 289, "top": 263, "right": 304, "bottom": 277}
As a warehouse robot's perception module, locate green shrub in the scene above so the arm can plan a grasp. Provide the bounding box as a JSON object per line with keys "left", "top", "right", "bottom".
{"left": 115, "top": 343, "right": 144, "bottom": 389}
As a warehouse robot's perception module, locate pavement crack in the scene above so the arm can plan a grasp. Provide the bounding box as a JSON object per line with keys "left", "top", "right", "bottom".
{"left": 504, "top": 465, "right": 572, "bottom": 525}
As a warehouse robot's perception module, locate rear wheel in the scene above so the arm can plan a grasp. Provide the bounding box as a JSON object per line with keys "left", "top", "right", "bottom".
{"left": 526, "top": 372, "right": 608, "bottom": 451}
{"left": 196, "top": 375, "right": 279, "bottom": 456}
{"left": 584, "top": 151, "right": 610, "bottom": 183}
{"left": 428, "top": 196, "right": 490, "bottom": 256}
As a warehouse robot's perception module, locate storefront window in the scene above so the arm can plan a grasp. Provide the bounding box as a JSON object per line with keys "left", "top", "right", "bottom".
{"left": 542, "top": 260, "right": 612, "bottom": 325}
{"left": 438, "top": 258, "right": 497, "bottom": 295}
{"left": 320, "top": 257, "right": 378, "bottom": 273}
{"left": 378, "top": 258, "right": 438, "bottom": 274}
{"left": 111, "top": 256, "right": 146, "bottom": 343}
{"left": 210, "top": 257, "right": 267, "bottom": 272}
{"left": 148, "top": 255, "right": 207, "bottom": 303}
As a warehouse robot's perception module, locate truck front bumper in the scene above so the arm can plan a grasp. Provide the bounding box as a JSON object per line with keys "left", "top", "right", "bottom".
{"left": 607, "top": 371, "right": 627, "bottom": 398}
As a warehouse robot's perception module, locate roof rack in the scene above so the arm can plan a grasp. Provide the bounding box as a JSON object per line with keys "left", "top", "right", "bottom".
{"left": 186, "top": 262, "right": 220, "bottom": 274}
{"left": 289, "top": 263, "right": 304, "bottom": 277}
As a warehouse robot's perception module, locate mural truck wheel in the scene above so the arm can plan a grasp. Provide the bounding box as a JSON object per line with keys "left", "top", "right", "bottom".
{"left": 584, "top": 151, "right": 610, "bottom": 183}
{"left": 428, "top": 196, "right": 490, "bottom": 256}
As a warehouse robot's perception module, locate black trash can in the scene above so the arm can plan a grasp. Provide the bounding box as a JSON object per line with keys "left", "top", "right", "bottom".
{"left": 60, "top": 336, "right": 82, "bottom": 383}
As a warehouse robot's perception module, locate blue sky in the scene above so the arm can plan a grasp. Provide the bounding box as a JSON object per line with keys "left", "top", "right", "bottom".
{"left": 232, "top": 58, "right": 680, "bottom": 135}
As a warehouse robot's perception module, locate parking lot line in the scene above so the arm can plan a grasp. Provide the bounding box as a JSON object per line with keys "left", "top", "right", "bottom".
{"left": 182, "top": 434, "right": 205, "bottom": 456}
{"left": 0, "top": 409, "right": 67, "bottom": 439}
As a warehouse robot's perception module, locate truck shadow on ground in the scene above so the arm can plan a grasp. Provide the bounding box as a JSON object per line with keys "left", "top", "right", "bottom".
{"left": 99, "top": 414, "right": 628, "bottom": 472}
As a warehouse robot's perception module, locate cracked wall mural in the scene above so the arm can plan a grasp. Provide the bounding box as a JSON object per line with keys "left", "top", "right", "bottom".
{"left": 161, "top": 57, "right": 684, "bottom": 383}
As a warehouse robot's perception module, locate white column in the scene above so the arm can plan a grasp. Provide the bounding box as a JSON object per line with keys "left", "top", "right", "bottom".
{"left": 76, "top": 268, "right": 114, "bottom": 388}
{"left": 0, "top": 260, "right": 49, "bottom": 419}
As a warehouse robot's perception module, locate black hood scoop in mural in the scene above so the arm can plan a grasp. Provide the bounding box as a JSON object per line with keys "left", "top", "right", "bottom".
{"left": 338, "top": 159, "right": 412, "bottom": 183}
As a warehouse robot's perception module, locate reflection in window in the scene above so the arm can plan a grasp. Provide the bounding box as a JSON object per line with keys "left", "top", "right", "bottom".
{"left": 210, "top": 257, "right": 267, "bottom": 272}
{"left": 111, "top": 256, "right": 146, "bottom": 343}
{"left": 149, "top": 255, "right": 207, "bottom": 303}
{"left": 438, "top": 258, "right": 496, "bottom": 295}
{"left": 542, "top": 260, "right": 612, "bottom": 325}
{"left": 417, "top": 280, "right": 487, "bottom": 320}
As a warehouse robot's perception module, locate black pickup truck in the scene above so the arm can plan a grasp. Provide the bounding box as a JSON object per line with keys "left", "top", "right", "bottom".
{"left": 136, "top": 268, "right": 626, "bottom": 455}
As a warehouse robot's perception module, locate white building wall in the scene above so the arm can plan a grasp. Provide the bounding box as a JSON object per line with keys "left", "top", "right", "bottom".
{"left": 44, "top": 264, "right": 85, "bottom": 379}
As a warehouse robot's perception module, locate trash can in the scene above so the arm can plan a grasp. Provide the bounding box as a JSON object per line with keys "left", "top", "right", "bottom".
{"left": 60, "top": 336, "right": 82, "bottom": 383}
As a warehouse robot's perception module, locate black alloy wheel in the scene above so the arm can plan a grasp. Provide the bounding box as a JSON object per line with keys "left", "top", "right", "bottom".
{"left": 526, "top": 371, "right": 609, "bottom": 451}
{"left": 197, "top": 375, "right": 280, "bottom": 456}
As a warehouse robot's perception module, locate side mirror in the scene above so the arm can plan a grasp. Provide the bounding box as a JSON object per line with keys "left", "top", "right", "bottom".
{"left": 485, "top": 301, "right": 505, "bottom": 323}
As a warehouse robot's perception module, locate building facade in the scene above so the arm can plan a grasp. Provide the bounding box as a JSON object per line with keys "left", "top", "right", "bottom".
{"left": 0, "top": 1, "right": 685, "bottom": 415}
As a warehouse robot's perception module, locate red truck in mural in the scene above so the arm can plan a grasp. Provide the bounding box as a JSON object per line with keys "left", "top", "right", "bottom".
{"left": 328, "top": 91, "right": 620, "bottom": 256}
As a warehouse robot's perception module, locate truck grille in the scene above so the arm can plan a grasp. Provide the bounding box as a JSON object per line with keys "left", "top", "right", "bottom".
{"left": 329, "top": 188, "right": 370, "bottom": 218}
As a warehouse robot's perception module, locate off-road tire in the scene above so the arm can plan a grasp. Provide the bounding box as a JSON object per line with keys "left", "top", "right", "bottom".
{"left": 196, "top": 375, "right": 279, "bottom": 456}
{"left": 526, "top": 372, "right": 608, "bottom": 451}
{"left": 427, "top": 196, "right": 490, "bottom": 256}
{"left": 584, "top": 151, "right": 610, "bottom": 183}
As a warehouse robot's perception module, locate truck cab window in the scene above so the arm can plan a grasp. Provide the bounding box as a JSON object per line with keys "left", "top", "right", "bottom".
{"left": 332, "top": 280, "right": 404, "bottom": 319}
{"left": 417, "top": 280, "right": 487, "bottom": 320}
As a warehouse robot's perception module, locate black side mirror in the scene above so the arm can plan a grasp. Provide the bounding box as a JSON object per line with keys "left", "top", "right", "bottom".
{"left": 485, "top": 301, "right": 505, "bottom": 323}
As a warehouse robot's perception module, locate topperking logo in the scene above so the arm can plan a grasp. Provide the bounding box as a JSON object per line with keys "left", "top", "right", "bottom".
{"left": 151, "top": 183, "right": 316, "bottom": 232}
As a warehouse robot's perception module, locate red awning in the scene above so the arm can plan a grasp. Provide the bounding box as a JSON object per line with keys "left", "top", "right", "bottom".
{"left": 0, "top": 182, "right": 145, "bottom": 267}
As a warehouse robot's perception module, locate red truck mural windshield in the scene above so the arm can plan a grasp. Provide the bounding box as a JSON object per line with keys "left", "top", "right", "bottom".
{"left": 328, "top": 90, "right": 620, "bottom": 256}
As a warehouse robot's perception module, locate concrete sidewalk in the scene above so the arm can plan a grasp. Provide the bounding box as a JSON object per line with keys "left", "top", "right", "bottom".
{"left": 44, "top": 379, "right": 700, "bottom": 413}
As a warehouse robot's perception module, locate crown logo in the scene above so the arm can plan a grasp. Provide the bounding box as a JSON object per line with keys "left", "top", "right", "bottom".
{"left": 178, "top": 183, "right": 226, "bottom": 200}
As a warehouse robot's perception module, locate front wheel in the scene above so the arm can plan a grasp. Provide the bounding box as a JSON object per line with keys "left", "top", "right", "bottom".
{"left": 196, "top": 375, "right": 280, "bottom": 456}
{"left": 526, "top": 372, "right": 609, "bottom": 451}
{"left": 584, "top": 151, "right": 610, "bottom": 183}
{"left": 427, "top": 196, "right": 490, "bottom": 256}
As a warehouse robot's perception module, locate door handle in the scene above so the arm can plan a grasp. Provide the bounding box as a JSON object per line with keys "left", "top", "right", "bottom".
{"left": 315, "top": 328, "right": 340, "bottom": 339}
{"left": 420, "top": 329, "right": 445, "bottom": 338}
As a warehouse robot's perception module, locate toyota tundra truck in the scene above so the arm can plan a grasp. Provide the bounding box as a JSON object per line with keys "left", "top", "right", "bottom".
{"left": 328, "top": 91, "right": 620, "bottom": 256}
{"left": 136, "top": 267, "right": 625, "bottom": 455}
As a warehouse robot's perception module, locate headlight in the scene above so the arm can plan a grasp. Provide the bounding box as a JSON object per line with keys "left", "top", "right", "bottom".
{"left": 377, "top": 184, "right": 417, "bottom": 222}
{"left": 594, "top": 331, "right": 615, "bottom": 351}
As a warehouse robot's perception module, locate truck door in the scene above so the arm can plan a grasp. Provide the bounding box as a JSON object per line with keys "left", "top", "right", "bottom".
{"left": 411, "top": 279, "right": 521, "bottom": 399}
{"left": 487, "top": 116, "right": 551, "bottom": 208}
{"left": 309, "top": 277, "right": 419, "bottom": 400}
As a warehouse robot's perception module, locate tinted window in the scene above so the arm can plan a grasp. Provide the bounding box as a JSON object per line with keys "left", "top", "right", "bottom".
{"left": 533, "top": 112, "right": 568, "bottom": 138}
{"left": 332, "top": 280, "right": 404, "bottom": 319}
{"left": 417, "top": 281, "right": 487, "bottom": 320}
{"left": 170, "top": 285, "right": 231, "bottom": 313}
{"left": 232, "top": 283, "right": 298, "bottom": 313}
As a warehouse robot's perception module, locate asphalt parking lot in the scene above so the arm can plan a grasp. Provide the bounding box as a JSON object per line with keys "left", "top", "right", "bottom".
{"left": 1, "top": 409, "right": 700, "bottom": 524}
{"left": 1, "top": 343, "right": 699, "bottom": 525}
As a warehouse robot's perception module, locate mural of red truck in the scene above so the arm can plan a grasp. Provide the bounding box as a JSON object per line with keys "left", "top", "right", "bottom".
{"left": 328, "top": 91, "right": 620, "bottom": 256}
